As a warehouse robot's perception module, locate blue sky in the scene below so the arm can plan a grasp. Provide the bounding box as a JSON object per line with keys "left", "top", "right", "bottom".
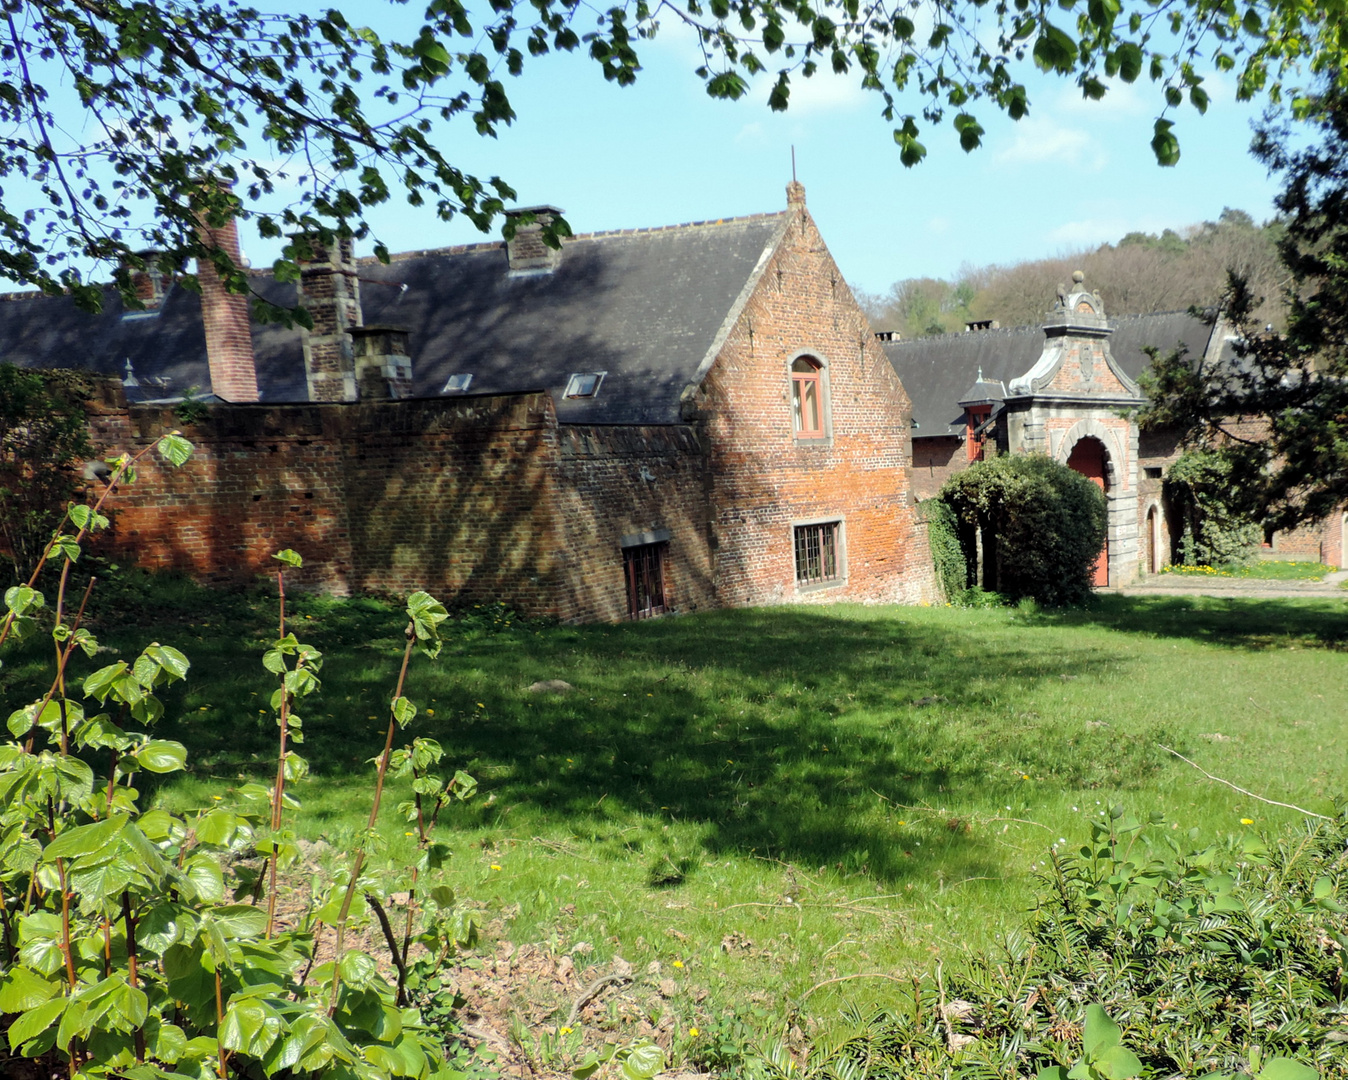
{"left": 306, "top": 15, "right": 1286, "bottom": 298}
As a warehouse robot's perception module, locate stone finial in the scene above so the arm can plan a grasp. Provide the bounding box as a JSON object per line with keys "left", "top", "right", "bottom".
{"left": 1072, "top": 270, "right": 1085, "bottom": 285}
{"left": 786, "top": 180, "right": 806, "bottom": 206}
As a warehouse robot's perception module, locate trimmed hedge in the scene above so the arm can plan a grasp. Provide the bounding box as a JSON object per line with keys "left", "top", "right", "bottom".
{"left": 939, "top": 453, "right": 1107, "bottom": 606}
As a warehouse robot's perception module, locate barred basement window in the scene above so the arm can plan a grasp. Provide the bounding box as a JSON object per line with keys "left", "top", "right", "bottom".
{"left": 794, "top": 521, "right": 841, "bottom": 586}
{"left": 624, "top": 541, "right": 668, "bottom": 619}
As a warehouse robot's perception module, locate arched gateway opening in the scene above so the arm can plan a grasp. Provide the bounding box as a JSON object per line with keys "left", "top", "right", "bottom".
{"left": 1066, "top": 436, "right": 1110, "bottom": 586}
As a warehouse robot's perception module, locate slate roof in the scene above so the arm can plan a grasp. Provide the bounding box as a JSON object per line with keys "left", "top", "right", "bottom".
{"left": 885, "top": 310, "right": 1224, "bottom": 436}
{"left": 0, "top": 213, "right": 788, "bottom": 424}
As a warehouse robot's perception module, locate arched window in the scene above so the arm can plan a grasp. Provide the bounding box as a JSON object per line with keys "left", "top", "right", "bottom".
{"left": 791, "top": 356, "right": 825, "bottom": 438}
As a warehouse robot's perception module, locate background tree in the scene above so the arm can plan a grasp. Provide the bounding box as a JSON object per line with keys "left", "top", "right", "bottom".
{"left": 2, "top": 0, "right": 1346, "bottom": 318}
{"left": 1140, "top": 81, "right": 1348, "bottom": 532}
{"left": 860, "top": 211, "right": 1285, "bottom": 336}
{"left": 0, "top": 364, "right": 94, "bottom": 580}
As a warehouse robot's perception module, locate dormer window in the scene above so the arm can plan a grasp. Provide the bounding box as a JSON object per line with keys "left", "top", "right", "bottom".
{"left": 441, "top": 373, "right": 473, "bottom": 393}
{"left": 564, "top": 372, "right": 606, "bottom": 398}
{"left": 966, "top": 405, "right": 992, "bottom": 461}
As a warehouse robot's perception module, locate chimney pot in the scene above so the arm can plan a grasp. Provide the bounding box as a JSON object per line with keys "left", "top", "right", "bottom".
{"left": 504, "top": 205, "right": 565, "bottom": 273}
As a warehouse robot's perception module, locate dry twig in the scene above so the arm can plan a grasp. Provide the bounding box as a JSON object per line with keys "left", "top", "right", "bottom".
{"left": 1159, "top": 745, "right": 1330, "bottom": 820}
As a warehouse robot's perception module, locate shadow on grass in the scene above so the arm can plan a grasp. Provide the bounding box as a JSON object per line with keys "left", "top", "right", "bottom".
{"left": 11, "top": 589, "right": 1331, "bottom": 886}
{"left": 152, "top": 602, "right": 1176, "bottom": 886}
{"left": 1035, "top": 593, "right": 1348, "bottom": 650}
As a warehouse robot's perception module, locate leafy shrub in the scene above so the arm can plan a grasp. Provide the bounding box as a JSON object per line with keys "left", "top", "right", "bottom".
{"left": 922, "top": 498, "right": 968, "bottom": 603}
{"left": 0, "top": 365, "right": 94, "bottom": 580}
{"left": 768, "top": 808, "right": 1345, "bottom": 1080}
{"left": 1166, "top": 450, "right": 1263, "bottom": 568}
{"left": 0, "top": 437, "right": 488, "bottom": 1080}
{"left": 939, "top": 454, "right": 1107, "bottom": 606}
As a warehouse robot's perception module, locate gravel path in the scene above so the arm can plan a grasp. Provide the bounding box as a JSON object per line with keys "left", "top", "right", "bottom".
{"left": 1111, "top": 569, "right": 1348, "bottom": 600}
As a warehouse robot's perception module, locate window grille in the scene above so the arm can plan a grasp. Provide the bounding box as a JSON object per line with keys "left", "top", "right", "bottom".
{"left": 624, "top": 542, "right": 668, "bottom": 619}
{"left": 794, "top": 521, "right": 840, "bottom": 586}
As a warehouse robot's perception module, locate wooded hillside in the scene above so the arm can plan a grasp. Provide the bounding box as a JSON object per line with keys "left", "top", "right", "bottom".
{"left": 860, "top": 209, "right": 1285, "bottom": 339}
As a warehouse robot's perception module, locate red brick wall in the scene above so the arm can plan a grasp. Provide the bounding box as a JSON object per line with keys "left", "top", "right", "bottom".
{"left": 84, "top": 386, "right": 716, "bottom": 621}
{"left": 692, "top": 205, "right": 935, "bottom": 605}
{"left": 912, "top": 437, "right": 963, "bottom": 500}
{"left": 552, "top": 426, "right": 716, "bottom": 622}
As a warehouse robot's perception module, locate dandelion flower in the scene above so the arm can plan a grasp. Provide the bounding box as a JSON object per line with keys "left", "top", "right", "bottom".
{"left": 672, "top": 960, "right": 684, "bottom": 968}
{"left": 1240, "top": 818, "right": 1254, "bottom": 825}
{"left": 689, "top": 1027, "right": 700, "bottom": 1037}
{"left": 477, "top": 703, "right": 485, "bottom": 708}
{"left": 560, "top": 1026, "right": 573, "bottom": 1036}
{"left": 490, "top": 864, "right": 502, "bottom": 871}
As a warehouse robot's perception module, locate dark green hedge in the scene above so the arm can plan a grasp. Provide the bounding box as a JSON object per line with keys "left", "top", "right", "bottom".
{"left": 939, "top": 453, "right": 1107, "bottom": 606}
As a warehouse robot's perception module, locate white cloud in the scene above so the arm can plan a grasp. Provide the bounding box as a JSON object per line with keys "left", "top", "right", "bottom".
{"left": 1052, "top": 77, "right": 1148, "bottom": 118}
{"left": 735, "top": 121, "right": 767, "bottom": 145}
{"left": 1046, "top": 215, "right": 1174, "bottom": 247}
{"left": 993, "top": 117, "right": 1107, "bottom": 169}
{"left": 927, "top": 216, "right": 950, "bottom": 234}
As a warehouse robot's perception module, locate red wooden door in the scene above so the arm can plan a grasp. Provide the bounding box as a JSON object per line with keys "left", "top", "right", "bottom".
{"left": 1066, "top": 438, "right": 1109, "bottom": 587}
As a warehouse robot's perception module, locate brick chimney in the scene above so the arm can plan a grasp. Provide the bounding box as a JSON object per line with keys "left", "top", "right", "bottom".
{"left": 504, "top": 206, "right": 564, "bottom": 273}
{"left": 350, "top": 325, "right": 413, "bottom": 399}
{"left": 121, "top": 250, "right": 168, "bottom": 312}
{"left": 196, "top": 215, "right": 260, "bottom": 402}
{"left": 296, "top": 235, "right": 361, "bottom": 402}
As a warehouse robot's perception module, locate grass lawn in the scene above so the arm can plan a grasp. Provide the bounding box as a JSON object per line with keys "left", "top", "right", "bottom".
{"left": 1161, "top": 560, "right": 1339, "bottom": 580}
{"left": 4, "top": 579, "right": 1347, "bottom": 1059}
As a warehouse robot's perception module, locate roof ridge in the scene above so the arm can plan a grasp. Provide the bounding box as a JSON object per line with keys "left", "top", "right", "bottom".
{"left": 354, "top": 210, "right": 787, "bottom": 267}
{"left": 886, "top": 307, "right": 1211, "bottom": 344}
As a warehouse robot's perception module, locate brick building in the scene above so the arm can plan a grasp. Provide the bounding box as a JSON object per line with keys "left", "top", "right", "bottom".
{"left": 1, "top": 184, "right": 935, "bottom": 619}
{"left": 885, "top": 274, "right": 1344, "bottom": 582}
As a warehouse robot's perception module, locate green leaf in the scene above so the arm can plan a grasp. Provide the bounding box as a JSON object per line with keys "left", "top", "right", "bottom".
{"left": 391, "top": 696, "right": 417, "bottom": 726}
{"left": 272, "top": 548, "right": 304, "bottom": 567}
{"left": 134, "top": 740, "right": 188, "bottom": 774}
{"left": 44, "top": 814, "right": 128, "bottom": 861}
{"left": 620, "top": 1041, "right": 665, "bottom": 1080}
{"left": 1038, "top": 1069, "right": 1071, "bottom": 1080}
{"left": 144, "top": 644, "right": 190, "bottom": 681}
{"left": 1258, "top": 1059, "right": 1319, "bottom": 1080}
{"left": 183, "top": 855, "right": 226, "bottom": 903}
{"left": 220, "top": 997, "right": 283, "bottom": 1058}
{"left": 1151, "top": 118, "right": 1180, "bottom": 166}
{"left": 7, "top": 996, "right": 66, "bottom": 1050}
{"left": 206, "top": 904, "right": 267, "bottom": 940}
{"left": 0, "top": 967, "right": 60, "bottom": 1012}
{"left": 1096, "top": 1044, "right": 1144, "bottom": 1080}
{"left": 1083, "top": 1004, "right": 1122, "bottom": 1057}
{"left": 156, "top": 432, "right": 194, "bottom": 467}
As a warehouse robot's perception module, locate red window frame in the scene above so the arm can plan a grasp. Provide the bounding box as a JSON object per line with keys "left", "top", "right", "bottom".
{"left": 966, "top": 405, "right": 992, "bottom": 461}
{"left": 791, "top": 357, "right": 824, "bottom": 438}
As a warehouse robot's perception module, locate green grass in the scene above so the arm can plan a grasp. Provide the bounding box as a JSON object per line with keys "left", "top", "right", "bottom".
{"left": 5, "top": 575, "right": 1348, "bottom": 1047}
{"left": 1161, "top": 559, "right": 1338, "bottom": 580}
